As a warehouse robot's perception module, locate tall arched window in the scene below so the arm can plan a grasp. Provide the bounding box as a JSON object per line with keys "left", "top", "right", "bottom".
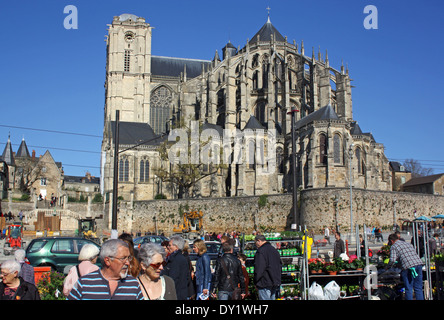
{"left": 355, "top": 148, "right": 362, "bottom": 174}
{"left": 276, "top": 147, "right": 284, "bottom": 173}
{"left": 319, "top": 133, "right": 327, "bottom": 165}
{"left": 247, "top": 139, "right": 256, "bottom": 169}
{"left": 150, "top": 86, "right": 172, "bottom": 134}
{"left": 333, "top": 134, "right": 341, "bottom": 164}
{"left": 139, "top": 159, "right": 150, "bottom": 182}
{"left": 119, "top": 158, "right": 129, "bottom": 182}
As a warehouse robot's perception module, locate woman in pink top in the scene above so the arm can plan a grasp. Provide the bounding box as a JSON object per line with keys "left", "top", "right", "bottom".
{"left": 63, "top": 244, "right": 100, "bottom": 297}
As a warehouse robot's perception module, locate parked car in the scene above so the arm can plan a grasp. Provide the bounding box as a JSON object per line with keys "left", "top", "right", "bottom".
{"left": 25, "top": 237, "right": 101, "bottom": 273}
{"left": 133, "top": 235, "right": 169, "bottom": 249}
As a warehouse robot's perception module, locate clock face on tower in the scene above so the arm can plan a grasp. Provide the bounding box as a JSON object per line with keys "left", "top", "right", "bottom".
{"left": 124, "top": 32, "right": 135, "bottom": 42}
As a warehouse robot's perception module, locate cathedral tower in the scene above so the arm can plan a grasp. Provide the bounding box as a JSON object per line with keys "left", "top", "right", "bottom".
{"left": 104, "top": 14, "right": 152, "bottom": 124}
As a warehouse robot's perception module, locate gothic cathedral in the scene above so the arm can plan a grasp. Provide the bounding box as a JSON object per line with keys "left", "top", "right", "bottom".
{"left": 100, "top": 13, "right": 391, "bottom": 201}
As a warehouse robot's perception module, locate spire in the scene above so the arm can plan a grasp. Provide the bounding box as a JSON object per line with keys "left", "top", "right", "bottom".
{"left": 213, "top": 49, "right": 221, "bottom": 62}
{"left": 249, "top": 10, "right": 286, "bottom": 44}
{"left": 325, "top": 49, "right": 329, "bottom": 67}
{"left": 16, "top": 137, "right": 31, "bottom": 158}
{"left": 1, "top": 134, "right": 15, "bottom": 166}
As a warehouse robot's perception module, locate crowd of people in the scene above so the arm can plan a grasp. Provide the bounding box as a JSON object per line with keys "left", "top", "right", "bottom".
{"left": 63, "top": 232, "right": 282, "bottom": 301}
{"left": 0, "top": 224, "right": 437, "bottom": 300}
{"left": 0, "top": 231, "right": 283, "bottom": 301}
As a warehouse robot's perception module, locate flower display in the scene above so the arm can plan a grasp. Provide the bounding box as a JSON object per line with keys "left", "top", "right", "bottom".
{"left": 37, "top": 271, "right": 66, "bottom": 300}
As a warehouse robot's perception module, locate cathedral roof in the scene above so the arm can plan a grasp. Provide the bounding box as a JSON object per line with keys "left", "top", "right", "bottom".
{"left": 111, "top": 121, "right": 164, "bottom": 146}
{"left": 350, "top": 122, "right": 363, "bottom": 135}
{"left": 151, "top": 56, "right": 211, "bottom": 79}
{"left": 202, "top": 122, "right": 224, "bottom": 136}
{"left": 244, "top": 115, "right": 265, "bottom": 130}
{"left": 16, "top": 138, "right": 30, "bottom": 158}
{"left": 249, "top": 17, "right": 286, "bottom": 44}
{"left": 1, "top": 136, "right": 15, "bottom": 166}
{"left": 294, "top": 104, "right": 339, "bottom": 130}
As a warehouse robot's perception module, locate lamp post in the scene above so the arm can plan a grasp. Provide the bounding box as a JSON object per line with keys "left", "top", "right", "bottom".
{"left": 334, "top": 195, "right": 339, "bottom": 233}
{"left": 393, "top": 198, "right": 397, "bottom": 231}
{"left": 348, "top": 144, "right": 354, "bottom": 240}
{"left": 287, "top": 106, "right": 299, "bottom": 229}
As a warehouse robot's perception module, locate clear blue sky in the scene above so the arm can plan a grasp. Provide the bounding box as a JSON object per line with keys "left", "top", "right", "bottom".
{"left": 1, "top": 0, "right": 443, "bottom": 177}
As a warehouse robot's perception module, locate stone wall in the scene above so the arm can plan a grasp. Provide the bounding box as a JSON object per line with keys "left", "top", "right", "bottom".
{"left": 114, "top": 188, "right": 444, "bottom": 235}
{"left": 7, "top": 188, "right": 443, "bottom": 237}
{"left": 300, "top": 188, "right": 444, "bottom": 232}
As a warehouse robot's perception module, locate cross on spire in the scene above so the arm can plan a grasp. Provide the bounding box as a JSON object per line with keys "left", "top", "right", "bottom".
{"left": 266, "top": 6, "right": 271, "bottom": 23}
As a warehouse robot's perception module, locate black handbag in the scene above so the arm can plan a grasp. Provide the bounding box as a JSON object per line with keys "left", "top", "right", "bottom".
{"left": 220, "top": 258, "right": 242, "bottom": 300}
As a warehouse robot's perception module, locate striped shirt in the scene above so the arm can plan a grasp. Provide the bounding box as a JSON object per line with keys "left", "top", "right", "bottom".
{"left": 67, "top": 270, "right": 143, "bottom": 300}
{"left": 389, "top": 240, "right": 424, "bottom": 270}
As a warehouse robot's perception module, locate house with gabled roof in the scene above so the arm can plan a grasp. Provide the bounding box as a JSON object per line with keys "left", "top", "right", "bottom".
{"left": 402, "top": 173, "right": 444, "bottom": 195}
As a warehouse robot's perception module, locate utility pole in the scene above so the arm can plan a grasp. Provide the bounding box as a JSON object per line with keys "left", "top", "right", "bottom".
{"left": 287, "top": 107, "right": 299, "bottom": 229}
{"left": 111, "top": 110, "right": 120, "bottom": 239}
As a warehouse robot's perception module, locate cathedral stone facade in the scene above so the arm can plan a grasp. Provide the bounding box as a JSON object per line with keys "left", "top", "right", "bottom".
{"left": 100, "top": 13, "right": 391, "bottom": 202}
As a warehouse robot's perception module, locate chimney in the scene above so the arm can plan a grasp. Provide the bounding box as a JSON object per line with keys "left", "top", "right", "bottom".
{"left": 32, "top": 150, "right": 36, "bottom": 160}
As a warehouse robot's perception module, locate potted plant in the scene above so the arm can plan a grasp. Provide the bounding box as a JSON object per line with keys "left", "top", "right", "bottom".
{"left": 324, "top": 263, "right": 338, "bottom": 275}
{"left": 354, "top": 258, "right": 366, "bottom": 270}
{"left": 308, "top": 258, "right": 324, "bottom": 274}
{"left": 377, "top": 244, "right": 391, "bottom": 263}
{"left": 333, "top": 257, "right": 346, "bottom": 272}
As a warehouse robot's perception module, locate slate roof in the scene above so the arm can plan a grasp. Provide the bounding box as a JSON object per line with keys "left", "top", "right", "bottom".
{"left": 16, "top": 138, "right": 30, "bottom": 158}
{"left": 244, "top": 115, "right": 265, "bottom": 130}
{"left": 151, "top": 56, "right": 212, "bottom": 79}
{"left": 1, "top": 137, "right": 15, "bottom": 166}
{"left": 64, "top": 175, "right": 100, "bottom": 184}
{"left": 110, "top": 121, "right": 165, "bottom": 146}
{"left": 294, "top": 104, "right": 339, "bottom": 130}
{"left": 350, "top": 122, "right": 363, "bottom": 135}
{"left": 201, "top": 122, "right": 224, "bottom": 136}
{"left": 402, "top": 173, "right": 444, "bottom": 188}
{"left": 249, "top": 18, "right": 286, "bottom": 44}
{"left": 390, "top": 161, "right": 411, "bottom": 173}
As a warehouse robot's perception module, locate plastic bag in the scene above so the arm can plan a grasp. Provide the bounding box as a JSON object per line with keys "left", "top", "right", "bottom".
{"left": 323, "top": 281, "right": 340, "bottom": 300}
{"left": 308, "top": 282, "right": 324, "bottom": 300}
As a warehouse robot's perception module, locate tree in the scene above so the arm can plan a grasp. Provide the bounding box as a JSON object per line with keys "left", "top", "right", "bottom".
{"left": 403, "top": 158, "right": 434, "bottom": 178}
{"left": 154, "top": 119, "right": 227, "bottom": 199}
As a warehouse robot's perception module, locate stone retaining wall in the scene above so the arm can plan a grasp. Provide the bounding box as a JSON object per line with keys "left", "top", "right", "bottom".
{"left": 6, "top": 188, "right": 443, "bottom": 236}
{"left": 115, "top": 188, "right": 444, "bottom": 235}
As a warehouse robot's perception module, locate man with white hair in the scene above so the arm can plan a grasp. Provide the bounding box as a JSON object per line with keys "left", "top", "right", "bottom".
{"left": 67, "top": 239, "right": 143, "bottom": 300}
{"left": 14, "top": 249, "right": 35, "bottom": 285}
{"left": 161, "top": 235, "right": 191, "bottom": 300}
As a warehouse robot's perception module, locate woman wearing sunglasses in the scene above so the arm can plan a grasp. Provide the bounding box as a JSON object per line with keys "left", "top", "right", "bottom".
{"left": 137, "top": 243, "right": 177, "bottom": 300}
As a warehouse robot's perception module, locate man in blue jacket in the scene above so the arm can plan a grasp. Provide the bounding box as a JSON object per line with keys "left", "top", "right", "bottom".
{"left": 253, "top": 234, "right": 282, "bottom": 300}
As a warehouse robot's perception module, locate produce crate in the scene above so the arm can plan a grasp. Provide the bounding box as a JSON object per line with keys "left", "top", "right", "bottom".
{"left": 34, "top": 266, "right": 52, "bottom": 284}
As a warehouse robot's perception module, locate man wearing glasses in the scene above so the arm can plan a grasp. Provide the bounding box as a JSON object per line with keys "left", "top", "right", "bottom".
{"left": 67, "top": 239, "right": 143, "bottom": 300}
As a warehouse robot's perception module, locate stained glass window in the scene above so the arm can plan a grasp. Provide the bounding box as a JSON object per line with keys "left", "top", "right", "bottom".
{"left": 150, "top": 86, "right": 172, "bottom": 134}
